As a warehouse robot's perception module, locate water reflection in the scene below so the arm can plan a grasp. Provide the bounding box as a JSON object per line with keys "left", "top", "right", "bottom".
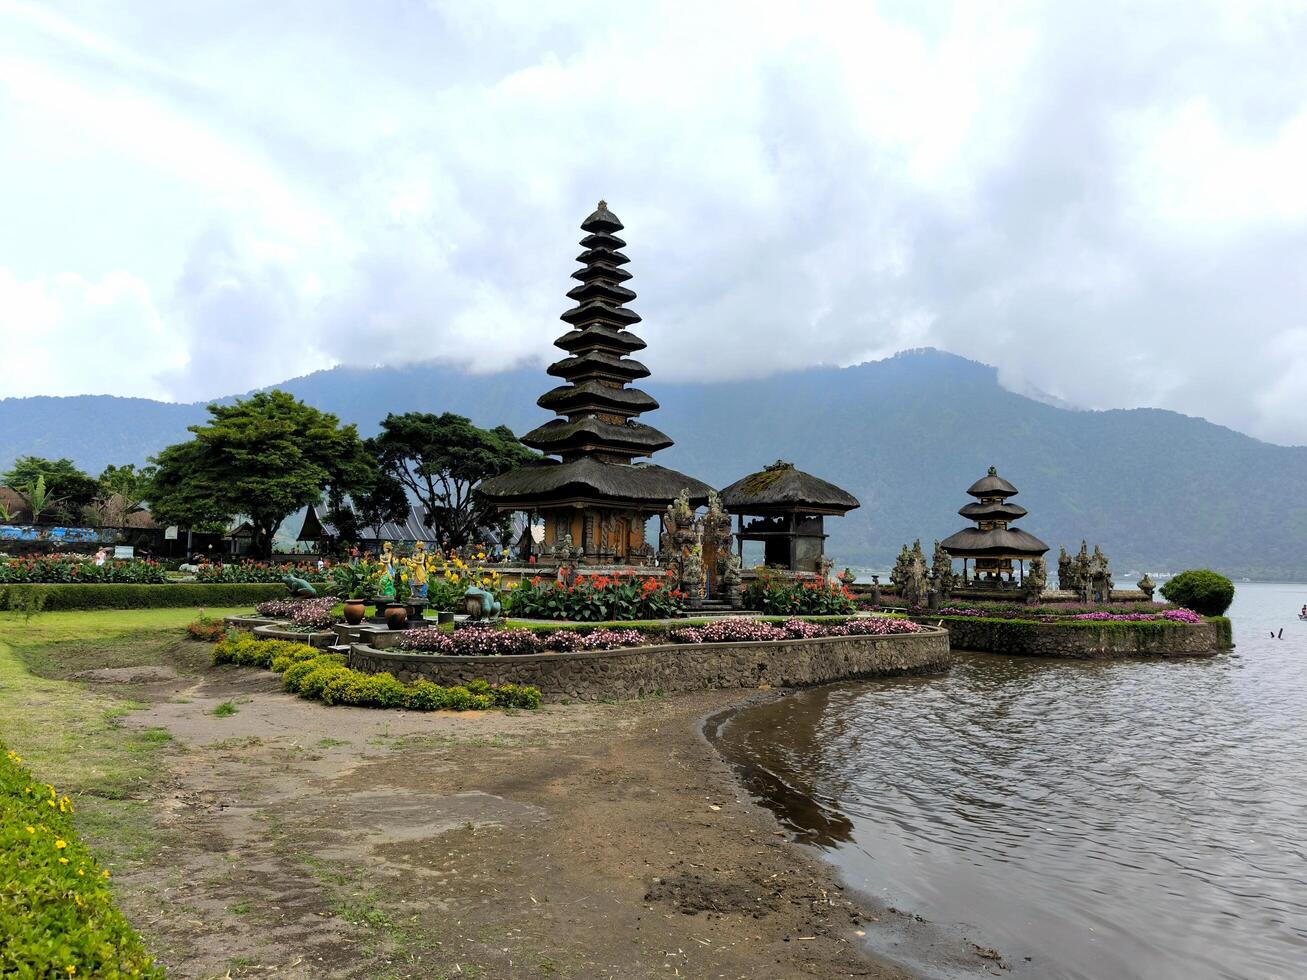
{"left": 712, "top": 583, "right": 1307, "bottom": 979}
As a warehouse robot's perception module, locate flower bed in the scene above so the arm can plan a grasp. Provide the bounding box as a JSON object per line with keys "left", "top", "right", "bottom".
{"left": 504, "top": 570, "right": 685, "bottom": 621}
{"left": 0, "top": 552, "right": 168, "bottom": 584}
{"left": 743, "top": 573, "right": 856, "bottom": 615}
{"left": 929, "top": 605, "right": 1202, "bottom": 624}
{"left": 195, "top": 560, "right": 332, "bottom": 584}
{"left": 1, "top": 746, "right": 163, "bottom": 978}
{"left": 213, "top": 633, "right": 540, "bottom": 710}
{"left": 397, "top": 616, "right": 919, "bottom": 657}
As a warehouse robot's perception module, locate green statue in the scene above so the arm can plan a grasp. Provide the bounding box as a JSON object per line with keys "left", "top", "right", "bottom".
{"left": 283, "top": 573, "right": 316, "bottom": 598}
{"left": 464, "top": 584, "right": 502, "bottom": 622}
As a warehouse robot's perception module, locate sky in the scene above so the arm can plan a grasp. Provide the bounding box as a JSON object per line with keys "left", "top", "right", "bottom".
{"left": 1, "top": 0, "right": 1305, "bottom": 446}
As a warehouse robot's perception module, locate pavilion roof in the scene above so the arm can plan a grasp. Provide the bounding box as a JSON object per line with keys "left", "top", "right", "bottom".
{"left": 940, "top": 526, "right": 1049, "bottom": 558}
{"left": 966, "top": 466, "right": 1020, "bottom": 498}
{"left": 479, "top": 457, "right": 713, "bottom": 510}
{"left": 719, "top": 461, "right": 860, "bottom": 515}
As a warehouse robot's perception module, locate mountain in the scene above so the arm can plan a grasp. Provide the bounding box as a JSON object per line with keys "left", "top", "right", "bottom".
{"left": 3, "top": 349, "right": 1305, "bottom": 579}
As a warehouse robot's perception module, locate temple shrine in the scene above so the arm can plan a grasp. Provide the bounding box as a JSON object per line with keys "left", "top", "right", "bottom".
{"left": 720, "top": 461, "right": 860, "bottom": 572}
{"left": 940, "top": 466, "right": 1048, "bottom": 584}
{"left": 479, "top": 202, "right": 713, "bottom": 563}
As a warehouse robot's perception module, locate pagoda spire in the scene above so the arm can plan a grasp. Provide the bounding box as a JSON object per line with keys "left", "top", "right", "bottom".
{"left": 523, "top": 202, "right": 673, "bottom": 463}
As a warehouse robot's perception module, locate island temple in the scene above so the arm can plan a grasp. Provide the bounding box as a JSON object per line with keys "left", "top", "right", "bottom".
{"left": 479, "top": 202, "right": 713, "bottom": 563}
{"left": 940, "top": 466, "right": 1049, "bottom": 585}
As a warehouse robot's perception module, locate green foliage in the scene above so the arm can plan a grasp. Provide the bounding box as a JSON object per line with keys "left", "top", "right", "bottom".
{"left": 329, "top": 562, "right": 372, "bottom": 599}
{"left": 1159, "top": 569, "right": 1236, "bottom": 616}
{"left": 743, "top": 573, "right": 857, "bottom": 615}
{"left": 505, "top": 571, "right": 686, "bottom": 621}
{"left": 0, "top": 583, "right": 285, "bottom": 612}
{"left": 367, "top": 412, "right": 536, "bottom": 548}
{"left": 3, "top": 456, "right": 99, "bottom": 524}
{"left": 148, "top": 391, "right": 372, "bottom": 558}
{"left": 212, "top": 633, "right": 541, "bottom": 710}
{"left": 0, "top": 744, "right": 165, "bottom": 978}
{"left": 0, "top": 555, "right": 169, "bottom": 585}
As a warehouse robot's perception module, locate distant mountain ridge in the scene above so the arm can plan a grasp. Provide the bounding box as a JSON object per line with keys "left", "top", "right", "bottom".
{"left": 3, "top": 349, "right": 1304, "bottom": 578}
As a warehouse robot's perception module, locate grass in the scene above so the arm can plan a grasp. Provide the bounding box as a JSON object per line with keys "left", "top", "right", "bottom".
{"left": 0, "top": 605, "right": 248, "bottom": 865}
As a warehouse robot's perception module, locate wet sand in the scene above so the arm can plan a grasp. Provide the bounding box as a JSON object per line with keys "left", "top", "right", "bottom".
{"left": 105, "top": 662, "right": 930, "bottom": 979}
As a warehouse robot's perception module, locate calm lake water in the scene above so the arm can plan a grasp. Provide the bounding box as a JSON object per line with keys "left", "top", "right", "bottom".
{"left": 711, "top": 582, "right": 1307, "bottom": 979}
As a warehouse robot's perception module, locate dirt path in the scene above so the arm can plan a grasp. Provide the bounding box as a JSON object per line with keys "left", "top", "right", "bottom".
{"left": 103, "top": 663, "right": 917, "bottom": 979}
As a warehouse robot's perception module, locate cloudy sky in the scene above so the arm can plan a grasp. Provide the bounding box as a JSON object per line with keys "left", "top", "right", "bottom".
{"left": 1, "top": 1, "right": 1305, "bottom": 445}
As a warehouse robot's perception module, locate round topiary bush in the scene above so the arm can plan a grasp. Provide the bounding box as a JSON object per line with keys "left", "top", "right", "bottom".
{"left": 1159, "top": 569, "right": 1235, "bottom": 616}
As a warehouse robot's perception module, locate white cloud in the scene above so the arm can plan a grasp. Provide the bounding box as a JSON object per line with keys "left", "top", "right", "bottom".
{"left": 0, "top": 0, "right": 1304, "bottom": 445}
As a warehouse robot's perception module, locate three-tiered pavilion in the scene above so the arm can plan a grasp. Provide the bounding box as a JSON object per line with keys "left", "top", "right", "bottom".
{"left": 940, "top": 466, "right": 1048, "bottom": 584}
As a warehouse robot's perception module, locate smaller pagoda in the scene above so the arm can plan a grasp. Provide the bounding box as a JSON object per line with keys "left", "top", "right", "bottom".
{"left": 940, "top": 466, "right": 1048, "bottom": 585}
{"left": 720, "top": 461, "right": 860, "bottom": 572}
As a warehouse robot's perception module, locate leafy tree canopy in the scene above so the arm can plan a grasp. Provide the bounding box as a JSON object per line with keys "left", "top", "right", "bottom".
{"left": 367, "top": 412, "right": 536, "bottom": 549}
{"left": 1, "top": 456, "right": 99, "bottom": 523}
{"left": 149, "top": 391, "right": 371, "bottom": 557}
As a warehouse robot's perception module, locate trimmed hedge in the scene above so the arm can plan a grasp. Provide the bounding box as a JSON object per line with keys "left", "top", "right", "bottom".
{"left": 1, "top": 745, "right": 164, "bottom": 978}
{"left": 0, "top": 583, "right": 286, "bottom": 612}
{"left": 1159, "top": 569, "right": 1236, "bottom": 616}
{"left": 213, "top": 634, "right": 541, "bottom": 711}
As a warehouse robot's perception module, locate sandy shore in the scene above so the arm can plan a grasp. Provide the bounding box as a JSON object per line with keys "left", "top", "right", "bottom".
{"left": 104, "top": 662, "right": 926, "bottom": 979}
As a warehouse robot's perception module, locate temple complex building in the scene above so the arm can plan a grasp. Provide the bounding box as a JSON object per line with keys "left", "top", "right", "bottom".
{"left": 940, "top": 466, "right": 1048, "bottom": 584}
{"left": 720, "top": 461, "right": 860, "bottom": 573}
{"left": 479, "top": 202, "right": 712, "bottom": 563}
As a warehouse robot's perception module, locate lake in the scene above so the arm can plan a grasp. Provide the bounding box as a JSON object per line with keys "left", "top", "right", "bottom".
{"left": 711, "top": 581, "right": 1307, "bottom": 979}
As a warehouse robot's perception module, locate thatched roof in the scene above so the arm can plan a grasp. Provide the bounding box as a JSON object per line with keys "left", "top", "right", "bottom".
{"left": 522, "top": 417, "right": 673, "bottom": 456}
{"left": 719, "top": 461, "right": 860, "bottom": 515}
{"left": 940, "top": 526, "right": 1049, "bottom": 558}
{"left": 0, "top": 487, "right": 31, "bottom": 522}
{"left": 537, "top": 382, "right": 658, "bottom": 415}
{"left": 581, "top": 200, "right": 624, "bottom": 233}
{"left": 957, "top": 501, "right": 1028, "bottom": 521}
{"left": 479, "top": 457, "right": 713, "bottom": 510}
{"left": 553, "top": 324, "right": 647, "bottom": 354}
{"left": 966, "top": 466, "right": 1019, "bottom": 498}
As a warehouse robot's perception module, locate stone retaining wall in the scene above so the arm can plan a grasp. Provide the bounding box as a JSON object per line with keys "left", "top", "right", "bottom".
{"left": 349, "top": 627, "right": 951, "bottom": 702}
{"left": 918, "top": 617, "right": 1230, "bottom": 658}
{"left": 251, "top": 624, "right": 337, "bottom": 649}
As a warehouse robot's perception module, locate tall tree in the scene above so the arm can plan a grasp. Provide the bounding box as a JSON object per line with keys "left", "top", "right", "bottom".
{"left": 2, "top": 456, "right": 98, "bottom": 523}
{"left": 87, "top": 463, "right": 158, "bottom": 527}
{"left": 368, "top": 412, "right": 535, "bottom": 549}
{"left": 149, "top": 391, "right": 371, "bottom": 558}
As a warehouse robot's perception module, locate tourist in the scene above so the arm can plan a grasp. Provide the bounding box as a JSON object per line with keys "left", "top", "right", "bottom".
{"left": 93, "top": 548, "right": 108, "bottom": 566}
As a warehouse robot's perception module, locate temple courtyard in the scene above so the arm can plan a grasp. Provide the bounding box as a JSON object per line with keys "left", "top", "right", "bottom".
{"left": 2, "top": 606, "right": 965, "bottom": 980}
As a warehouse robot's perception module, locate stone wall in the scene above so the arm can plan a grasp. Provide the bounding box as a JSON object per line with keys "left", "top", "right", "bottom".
{"left": 918, "top": 617, "right": 1230, "bottom": 658}
{"left": 349, "top": 627, "right": 951, "bottom": 702}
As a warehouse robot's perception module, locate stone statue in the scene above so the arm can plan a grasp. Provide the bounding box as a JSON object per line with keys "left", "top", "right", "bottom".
{"left": 1025, "top": 556, "right": 1047, "bottom": 602}
{"left": 1138, "top": 573, "right": 1155, "bottom": 600}
{"left": 1089, "top": 545, "right": 1113, "bottom": 602}
{"left": 892, "top": 541, "right": 928, "bottom": 607}
{"left": 283, "top": 573, "right": 316, "bottom": 598}
{"left": 1073, "top": 541, "right": 1093, "bottom": 602}
{"left": 463, "top": 583, "right": 502, "bottom": 622}
{"left": 1057, "top": 547, "right": 1072, "bottom": 591}
{"left": 681, "top": 544, "right": 706, "bottom": 607}
{"left": 929, "top": 540, "right": 955, "bottom": 599}
{"left": 722, "top": 552, "right": 743, "bottom": 608}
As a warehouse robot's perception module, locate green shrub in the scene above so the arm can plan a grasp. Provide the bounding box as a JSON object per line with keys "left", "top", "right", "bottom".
{"left": 210, "top": 634, "right": 540, "bottom": 712}
{"left": 0, "top": 583, "right": 286, "bottom": 612}
{"left": 742, "top": 573, "right": 857, "bottom": 615}
{"left": 0, "top": 744, "right": 164, "bottom": 978}
{"left": 1159, "top": 569, "right": 1235, "bottom": 616}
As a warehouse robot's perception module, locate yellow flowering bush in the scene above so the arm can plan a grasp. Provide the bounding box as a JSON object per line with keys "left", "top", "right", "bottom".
{"left": 213, "top": 634, "right": 540, "bottom": 710}
{"left": 1, "top": 745, "right": 164, "bottom": 978}
{"left": 426, "top": 554, "right": 501, "bottom": 610}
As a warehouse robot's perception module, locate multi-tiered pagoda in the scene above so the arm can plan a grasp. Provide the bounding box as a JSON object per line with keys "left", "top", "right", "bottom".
{"left": 940, "top": 466, "right": 1049, "bottom": 584}
{"left": 479, "top": 202, "right": 712, "bottom": 563}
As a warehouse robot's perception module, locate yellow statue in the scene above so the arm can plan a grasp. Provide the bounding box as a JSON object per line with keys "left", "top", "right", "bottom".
{"left": 406, "top": 541, "right": 430, "bottom": 598}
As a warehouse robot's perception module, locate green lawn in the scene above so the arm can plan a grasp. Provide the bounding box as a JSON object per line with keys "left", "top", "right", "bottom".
{"left": 0, "top": 606, "right": 249, "bottom": 864}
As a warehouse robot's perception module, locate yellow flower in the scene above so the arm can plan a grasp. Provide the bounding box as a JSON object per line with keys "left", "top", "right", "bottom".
{"left": 55, "top": 839, "right": 67, "bottom": 849}
{"left": 25, "top": 825, "right": 34, "bottom": 834}
{"left": 59, "top": 856, "right": 70, "bottom": 864}
{"left": 101, "top": 870, "right": 110, "bottom": 879}
{"left": 67, "top": 966, "right": 76, "bottom": 975}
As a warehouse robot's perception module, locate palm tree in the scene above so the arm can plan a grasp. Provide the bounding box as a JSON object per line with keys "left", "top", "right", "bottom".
{"left": 20, "top": 475, "right": 63, "bottom": 524}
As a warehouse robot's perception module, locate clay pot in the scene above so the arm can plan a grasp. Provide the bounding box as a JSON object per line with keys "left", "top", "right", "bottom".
{"left": 343, "top": 599, "right": 366, "bottom": 626}
{"left": 384, "top": 603, "right": 408, "bottom": 630}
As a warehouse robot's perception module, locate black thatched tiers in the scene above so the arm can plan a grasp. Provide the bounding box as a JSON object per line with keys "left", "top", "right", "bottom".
{"left": 537, "top": 382, "right": 659, "bottom": 416}
{"left": 721, "top": 461, "right": 860, "bottom": 515}
{"left": 966, "top": 471, "right": 1019, "bottom": 498}
{"left": 479, "top": 457, "right": 713, "bottom": 508}
{"left": 938, "top": 526, "right": 1049, "bottom": 558}
{"left": 957, "top": 501, "right": 1028, "bottom": 521}
{"left": 521, "top": 417, "right": 674, "bottom": 456}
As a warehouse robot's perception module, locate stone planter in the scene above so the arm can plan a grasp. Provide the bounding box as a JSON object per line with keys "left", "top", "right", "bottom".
{"left": 222, "top": 615, "right": 282, "bottom": 631}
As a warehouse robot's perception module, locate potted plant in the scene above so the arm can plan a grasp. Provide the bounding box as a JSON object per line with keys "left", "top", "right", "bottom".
{"left": 386, "top": 571, "right": 411, "bottom": 630}
{"left": 331, "top": 562, "right": 371, "bottom": 626}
